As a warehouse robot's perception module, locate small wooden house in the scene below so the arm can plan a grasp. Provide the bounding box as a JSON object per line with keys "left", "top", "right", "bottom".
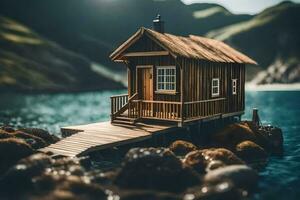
{"left": 110, "top": 15, "right": 257, "bottom": 127}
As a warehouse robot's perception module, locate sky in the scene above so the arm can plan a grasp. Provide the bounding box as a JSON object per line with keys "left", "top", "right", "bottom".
{"left": 181, "top": 0, "right": 299, "bottom": 14}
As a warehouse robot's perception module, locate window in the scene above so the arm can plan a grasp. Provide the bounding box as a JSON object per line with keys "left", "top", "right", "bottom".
{"left": 232, "top": 79, "right": 237, "bottom": 95}
{"left": 156, "top": 66, "right": 176, "bottom": 92}
{"left": 212, "top": 78, "right": 220, "bottom": 97}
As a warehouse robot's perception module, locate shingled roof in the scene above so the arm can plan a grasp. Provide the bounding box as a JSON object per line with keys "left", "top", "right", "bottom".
{"left": 110, "top": 27, "right": 257, "bottom": 65}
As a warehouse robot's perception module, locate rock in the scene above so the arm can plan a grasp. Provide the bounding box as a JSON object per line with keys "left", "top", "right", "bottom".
{"left": 57, "top": 176, "right": 107, "bottom": 199}
{"left": 114, "top": 147, "right": 201, "bottom": 192}
{"left": 184, "top": 180, "right": 241, "bottom": 200}
{"left": 0, "top": 129, "right": 13, "bottom": 139}
{"left": 183, "top": 148, "right": 244, "bottom": 174}
{"left": 235, "top": 141, "right": 268, "bottom": 165}
{"left": 204, "top": 165, "right": 258, "bottom": 190}
{"left": 212, "top": 122, "right": 258, "bottom": 149}
{"left": 120, "top": 190, "right": 180, "bottom": 200}
{"left": 0, "top": 153, "right": 53, "bottom": 194}
{"left": 19, "top": 128, "right": 60, "bottom": 144}
{"left": 205, "top": 160, "right": 226, "bottom": 172}
{"left": 12, "top": 131, "right": 48, "bottom": 149}
{"left": 0, "top": 138, "right": 35, "bottom": 174}
{"left": 169, "top": 140, "right": 197, "bottom": 156}
{"left": 257, "top": 126, "right": 284, "bottom": 155}
{"left": 0, "top": 126, "right": 15, "bottom": 133}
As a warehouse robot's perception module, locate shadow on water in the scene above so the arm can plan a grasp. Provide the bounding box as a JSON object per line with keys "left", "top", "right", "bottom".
{"left": 0, "top": 90, "right": 299, "bottom": 199}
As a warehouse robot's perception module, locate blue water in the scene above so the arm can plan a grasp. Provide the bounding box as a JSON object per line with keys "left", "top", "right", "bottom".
{"left": 0, "top": 90, "right": 299, "bottom": 199}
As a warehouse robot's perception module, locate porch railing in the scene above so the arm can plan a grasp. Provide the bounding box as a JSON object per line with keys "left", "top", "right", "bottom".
{"left": 110, "top": 94, "right": 128, "bottom": 118}
{"left": 184, "top": 98, "right": 226, "bottom": 119}
{"left": 111, "top": 94, "right": 226, "bottom": 123}
{"left": 130, "top": 100, "right": 181, "bottom": 121}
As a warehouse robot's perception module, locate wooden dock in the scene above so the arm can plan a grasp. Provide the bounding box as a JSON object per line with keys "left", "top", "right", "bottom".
{"left": 40, "top": 121, "right": 175, "bottom": 157}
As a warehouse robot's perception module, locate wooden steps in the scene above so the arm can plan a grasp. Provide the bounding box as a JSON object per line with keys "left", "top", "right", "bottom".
{"left": 40, "top": 121, "right": 174, "bottom": 157}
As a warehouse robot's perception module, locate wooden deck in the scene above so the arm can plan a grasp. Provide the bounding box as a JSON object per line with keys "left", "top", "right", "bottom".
{"left": 40, "top": 121, "right": 175, "bottom": 157}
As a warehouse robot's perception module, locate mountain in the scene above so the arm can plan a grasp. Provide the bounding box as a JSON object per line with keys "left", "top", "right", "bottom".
{"left": 187, "top": 3, "right": 252, "bottom": 33}
{"left": 206, "top": 1, "right": 300, "bottom": 82}
{"left": 0, "top": 16, "right": 123, "bottom": 92}
{"left": 0, "top": 0, "right": 251, "bottom": 71}
{"left": 0, "top": 0, "right": 299, "bottom": 88}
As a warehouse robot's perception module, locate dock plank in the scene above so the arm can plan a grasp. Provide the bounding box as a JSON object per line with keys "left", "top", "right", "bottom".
{"left": 40, "top": 121, "right": 175, "bottom": 157}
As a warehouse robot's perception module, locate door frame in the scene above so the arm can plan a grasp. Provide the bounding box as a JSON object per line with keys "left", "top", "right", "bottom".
{"left": 136, "top": 65, "right": 154, "bottom": 100}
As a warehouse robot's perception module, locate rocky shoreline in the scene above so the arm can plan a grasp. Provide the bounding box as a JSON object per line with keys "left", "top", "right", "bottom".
{"left": 0, "top": 121, "right": 283, "bottom": 200}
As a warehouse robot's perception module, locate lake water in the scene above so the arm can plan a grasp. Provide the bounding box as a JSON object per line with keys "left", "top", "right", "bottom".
{"left": 0, "top": 90, "right": 299, "bottom": 199}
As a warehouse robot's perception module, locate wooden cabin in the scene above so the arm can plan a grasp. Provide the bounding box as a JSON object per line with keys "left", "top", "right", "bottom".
{"left": 110, "top": 15, "right": 257, "bottom": 127}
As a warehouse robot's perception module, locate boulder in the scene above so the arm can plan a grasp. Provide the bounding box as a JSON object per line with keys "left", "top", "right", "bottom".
{"left": 211, "top": 122, "right": 258, "bottom": 149}
{"left": 0, "top": 130, "right": 13, "bottom": 139}
{"left": 0, "top": 126, "right": 15, "bottom": 133}
{"left": 169, "top": 140, "right": 197, "bottom": 156}
{"left": 0, "top": 153, "right": 53, "bottom": 193}
{"left": 0, "top": 138, "right": 35, "bottom": 174}
{"left": 205, "top": 160, "right": 226, "bottom": 172}
{"left": 235, "top": 141, "right": 268, "bottom": 165}
{"left": 12, "top": 131, "right": 48, "bottom": 149}
{"left": 257, "top": 126, "right": 284, "bottom": 155}
{"left": 183, "top": 148, "right": 244, "bottom": 174}
{"left": 114, "top": 147, "right": 201, "bottom": 192}
{"left": 184, "top": 180, "right": 241, "bottom": 200}
{"left": 19, "top": 128, "right": 60, "bottom": 144}
{"left": 204, "top": 165, "right": 258, "bottom": 190}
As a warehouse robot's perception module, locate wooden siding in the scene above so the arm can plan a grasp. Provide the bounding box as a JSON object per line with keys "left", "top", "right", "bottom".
{"left": 177, "top": 57, "right": 245, "bottom": 119}
{"left": 127, "top": 55, "right": 180, "bottom": 102}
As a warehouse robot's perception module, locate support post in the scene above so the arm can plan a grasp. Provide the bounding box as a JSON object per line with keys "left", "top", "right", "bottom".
{"left": 252, "top": 108, "right": 260, "bottom": 127}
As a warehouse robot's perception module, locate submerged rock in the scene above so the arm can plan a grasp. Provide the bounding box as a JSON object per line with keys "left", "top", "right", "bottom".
{"left": 235, "top": 141, "right": 268, "bottom": 165}
{"left": 204, "top": 165, "right": 258, "bottom": 190}
{"left": 0, "top": 138, "right": 35, "bottom": 174}
{"left": 183, "top": 148, "right": 244, "bottom": 174}
{"left": 114, "top": 147, "right": 201, "bottom": 192}
{"left": 169, "top": 140, "right": 198, "bottom": 156}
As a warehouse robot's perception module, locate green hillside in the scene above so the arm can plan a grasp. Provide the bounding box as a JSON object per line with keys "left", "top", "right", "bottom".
{"left": 0, "top": 0, "right": 299, "bottom": 87}
{"left": 0, "top": 17, "right": 123, "bottom": 92}
{"left": 206, "top": 1, "right": 300, "bottom": 82}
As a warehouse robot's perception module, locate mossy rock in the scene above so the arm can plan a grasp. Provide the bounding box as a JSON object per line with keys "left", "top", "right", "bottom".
{"left": 169, "top": 140, "right": 197, "bottom": 156}
{"left": 235, "top": 141, "right": 268, "bottom": 165}
{"left": 0, "top": 138, "right": 34, "bottom": 174}
{"left": 19, "top": 128, "right": 59, "bottom": 144}
{"left": 12, "top": 131, "right": 48, "bottom": 149}
{"left": 114, "top": 147, "right": 201, "bottom": 192}
{"left": 0, "top": 130, "right": 13, "bottom": 139}
{"left": 183, "top": 148, "right": 244, "bottom": 174}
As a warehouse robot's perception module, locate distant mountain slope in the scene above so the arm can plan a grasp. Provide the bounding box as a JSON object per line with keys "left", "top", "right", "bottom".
{"left": 0, "top": 17, "right": 123, "bottom": 92}
{"left": 187, "top": 3, "right": 252, "bottom": 33}
{"left": 0, "top": 0, "right": 299, "bottom": 85}
{"left": 0, "top": 0, "right": 252, "bottom": 71}
{"left": 206, "top": 1, "right": 300, "bottom": 82}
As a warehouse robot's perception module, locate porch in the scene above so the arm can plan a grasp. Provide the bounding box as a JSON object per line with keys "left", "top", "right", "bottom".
{"left": 110, "top": 94, "right": 237, "bottom": 126}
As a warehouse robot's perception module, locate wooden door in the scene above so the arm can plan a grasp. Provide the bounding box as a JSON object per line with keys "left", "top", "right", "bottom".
{"left": 137, "top": 67, "right": 153, "bottom": 117}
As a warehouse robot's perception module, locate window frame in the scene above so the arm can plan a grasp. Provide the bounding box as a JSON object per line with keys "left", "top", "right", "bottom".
{"left": 232, "top": 79, "right": 237, "bottom": 95}
{"left": 211, "top": 78, "right": 220, "bottom": 97}
{"left": 156, "top": 66, "right": 176, "bottom": 94}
